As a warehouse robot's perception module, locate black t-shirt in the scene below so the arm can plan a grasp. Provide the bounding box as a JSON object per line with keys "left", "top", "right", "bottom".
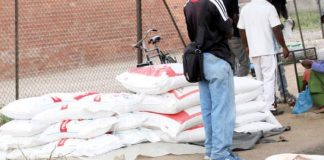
{"left": 271, "top": 0, "right": 287, "bottom": 17}
{"left": 184, "top": 0, "right": 234, "bottom": 68}
{"left": 223, "top": 0, "right": 240, "bottom": 37}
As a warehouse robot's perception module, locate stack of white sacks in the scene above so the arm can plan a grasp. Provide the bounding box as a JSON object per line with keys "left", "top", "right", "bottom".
{"left": 116, "top": 63, "right": 282, "bottom": 143}
{"left": 0, "top": 92, "right": 154, "bottom": 159}
{"left": 0, "top": 63, "right": 282, "bottom": 159}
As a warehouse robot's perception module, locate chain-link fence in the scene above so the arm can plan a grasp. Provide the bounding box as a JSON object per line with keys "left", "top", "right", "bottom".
{"left": 0, "top": 0, "right": 189, "bottom": 105}
{"left": 1, "top": 0, "right": 324, "bottom": 105}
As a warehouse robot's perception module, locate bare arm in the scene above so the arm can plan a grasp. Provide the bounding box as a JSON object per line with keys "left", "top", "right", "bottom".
{"left": 239, "top": 29, "right": 249, "bottom": 55}
{"left": 272, "top": 25, "right": 289, "bottom": 58}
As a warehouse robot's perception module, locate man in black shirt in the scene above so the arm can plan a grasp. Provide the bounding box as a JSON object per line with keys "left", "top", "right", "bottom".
{"left": 184, "top": 0, "right": 241, "bottom": 160}
{"left": 225, "top": 0, "right": 250, "bottom": 77}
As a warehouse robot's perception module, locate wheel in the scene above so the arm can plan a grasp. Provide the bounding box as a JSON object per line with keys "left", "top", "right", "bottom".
{"left": 165, "top": 55, "right": 177, "bottom": 63}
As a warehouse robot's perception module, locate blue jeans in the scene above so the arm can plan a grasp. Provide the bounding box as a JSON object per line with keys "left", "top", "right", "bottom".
{"left": 199, "top": 53, "right": 237, "bottom": 160}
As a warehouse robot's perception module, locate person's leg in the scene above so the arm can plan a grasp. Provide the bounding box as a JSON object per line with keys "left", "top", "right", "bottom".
{"left": 228, "top": 37, "right": 250, "bottom": 77}
{"left": 277, "top": 65, "right": 296, "bottom": 105}
{"left": 277, "top": 65, "right": 288, "bottom": 97}
{"left": 250, "top": 56, "right": 263, "bottom": 81}
{"left": 199, "top": 77, "right": 212, "bottom": 158}
{"left": 261, "top": 55, "right": 277, "bottom": 111}
{"left": 202, "top": 53, "right": 237, "bottom": 160}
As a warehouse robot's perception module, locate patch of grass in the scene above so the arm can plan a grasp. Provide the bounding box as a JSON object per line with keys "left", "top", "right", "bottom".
{"left": 0, "top": 104, "right": 11, "bottom": 125}
{"left": 291, "top": 11, "right": 321, "bottom": 30}
{"left": 0, "top": 114, "right": 11, "bottom": 126}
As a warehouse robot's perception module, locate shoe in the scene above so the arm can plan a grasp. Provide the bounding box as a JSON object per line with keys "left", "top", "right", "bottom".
{"left": 271, "top": 109, "right": 284, "bottom": 116}
{"left": 204, "top": 155, "right": 210, "bottom": 160}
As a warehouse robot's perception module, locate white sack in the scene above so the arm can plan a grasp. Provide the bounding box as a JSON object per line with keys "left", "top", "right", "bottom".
{"left": 236, "top": 101, "right": 266, "bottom": 116}
{"left": 114, "top": 128, "right": 160, "bottom": 146}
{"left": 141, "top": 106, "right": 202, "bottom": 137}
{"left": 8, "top": 135, "right": 123, "bottom": 159}
{"left": 0, "top": 134, "right": 46, "bottom": 151}
{"left": 0, "top": 120, "right": 49, "bottom": 137}
{"left": 234, "top": 77, "right": 263, "bottom": 94}
{"left": 112, "top": 113, "right": 148, "bottom": 131}
{"left": 0, "top": 92, "right": 97, "bottom": 120}
{"left": 176, "top": 125, "right": 205, "bottom": 143}
{"left": 264, "top": 110, "right": 283, "bottom": 128}
{"left": 235, "top": 87, "right": 263, "bottom": 105}
{"left": 116, "top": 63, "right": 192, "bottom": 94}
{"left": 235, "top": 112, "right": 268, "bottom": 127}
{"left": 80, "top": 93, "right": 143, "bottom": 114}
{"left": 235, "top": 122, "right": 278, "bottom": 133}
{"left": 33, "top": 93, "right": 142, "bottom": 123}
{"left": 139, "top": 86, "right": 200, "bottom": 114}
{"left": 77, "top": 134, "right": 124, "bottom": 157}
{"left": 39, "top": 117, "right": 118, "bottom": 143}
{"left": 7, "top": 138, "right": 83, "bottom": 160}
{"left": 266, "top": 153, "right": 324, "bottom": 160}
{"left": 32, "top": 102, "right": 115, "bottom": 124}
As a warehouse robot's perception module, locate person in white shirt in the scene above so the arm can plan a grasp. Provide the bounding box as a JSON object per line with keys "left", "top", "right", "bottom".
{"left": 237, "top": 0, "right": 289, "bottom": 115}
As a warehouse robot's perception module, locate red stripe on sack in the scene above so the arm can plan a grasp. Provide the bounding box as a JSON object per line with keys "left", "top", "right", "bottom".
{"left": 94, "top": 95, "right": 101, "bottom": 102}
{"left": 51, "top": 96, "right": 62, "bottom": 103}
{"left": 156, "top": 111, "right": 202, "bottom": 124}
{"left": 60, "top": 104, "right": 69, "bottom": 110}
{"left": 74, "top": 91, "right": 97, "bottom": 100}
{"left": 57, "top": 138, "right": 69, "bottom": 147}
{"left": 168, "top": 89, "right": 199, "bottom": 100}
{"left": 128, "top": 65, "right": 183, "bottom": 77}
{"left": 186, "top": 124, "right": 204, "bottom": 131}
{"left": 60, "top": 119, "right": 72, "bottom": 132}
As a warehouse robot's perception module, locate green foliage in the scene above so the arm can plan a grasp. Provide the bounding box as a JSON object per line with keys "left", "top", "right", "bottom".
{"left": 0, "top": 104, "right": 11, "bottom": 125}
{"left": 0, "top": 114, "right": 11, "bottom": 126}
{"left": 291, "top": 11, "right": 321, "bottom": 30}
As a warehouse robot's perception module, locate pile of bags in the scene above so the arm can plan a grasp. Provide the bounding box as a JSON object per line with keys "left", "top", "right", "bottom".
{"left": 0, "top": 92, "right": 150, "bottom": 159}
{"left": 117, "top": 63, "right": 282, "bottom": 142}
{"left": 234, "top": 77, "right": 282, "bottom": 133}
{"left": 0, "top": 63, "right": 283, "bottom": 159}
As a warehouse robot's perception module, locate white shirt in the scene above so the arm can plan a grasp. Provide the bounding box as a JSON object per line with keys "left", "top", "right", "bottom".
{"left": 237, "top": 0, "right": 281, "bottom": 57}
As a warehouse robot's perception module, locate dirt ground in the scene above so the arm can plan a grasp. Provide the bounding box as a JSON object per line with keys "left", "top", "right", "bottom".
{"left": 137, "top": 104, "right": 324, "bottom": 160}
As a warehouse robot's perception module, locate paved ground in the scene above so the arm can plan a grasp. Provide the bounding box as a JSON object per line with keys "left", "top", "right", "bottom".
{"left": 138, "top": 104, "right": 324, "bottom": 160}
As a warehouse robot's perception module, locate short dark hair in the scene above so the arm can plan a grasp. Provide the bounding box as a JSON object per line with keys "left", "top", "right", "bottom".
{"left": 321, "top": 15, "right": 324, "bottom": 24}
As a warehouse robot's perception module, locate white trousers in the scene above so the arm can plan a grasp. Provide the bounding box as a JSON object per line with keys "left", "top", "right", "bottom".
{"left": 251, "top": 55, "right": 277, "bottom": 110}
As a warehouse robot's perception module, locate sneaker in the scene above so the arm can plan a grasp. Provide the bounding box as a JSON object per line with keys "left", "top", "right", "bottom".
{"left": 271, "top": 109, "right": 284, "bottom": 116}
{"left": 204, "top": 155, "right": 210, "bottom": 160}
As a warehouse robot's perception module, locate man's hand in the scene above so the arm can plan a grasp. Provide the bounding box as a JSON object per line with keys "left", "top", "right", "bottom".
{"left": 301, "top": 59, "right": 313, "bottom": 69}
{"left": 282, "top": 47, "right": 289, "bottom": 58}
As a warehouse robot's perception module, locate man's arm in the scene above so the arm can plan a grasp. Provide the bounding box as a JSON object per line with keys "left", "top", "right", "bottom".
{"left": 232, "top": 0, "right": 239, "bottom": 25}
{"left": 269, "top": 5, "right": 289, "bottom": 58}
{"left": 311, "top": 61, "right": 324, "bottom": 73}
{"left": 209, "top": 0, "right": 233, "bottom": 38}
{"left": 183, "top": 7, "right": 195, "bottom": 42}
{"left": 237, "top": 9, "right": 248, "bottom": 55}
{"left": 239, "top": 29, "right": 249, "bottom": 55}
{"left": 272, "top": 25, "right": 289, "bottom": 58}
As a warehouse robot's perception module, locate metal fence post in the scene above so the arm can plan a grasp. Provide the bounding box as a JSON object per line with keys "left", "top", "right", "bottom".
{"left": 318, "top": 0, "right": 324, "bottom": 39}
{"left": 136, "top": 0, "right": 143, "bottom": 64}
{"left": 162, "top": 0, "right": 186, "bottom": 47}
{"left": 293, "top": 0, "right": 306, "bottom": 52}
{"left": 15, "top": 0, "right": 20, "bottom": 100}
